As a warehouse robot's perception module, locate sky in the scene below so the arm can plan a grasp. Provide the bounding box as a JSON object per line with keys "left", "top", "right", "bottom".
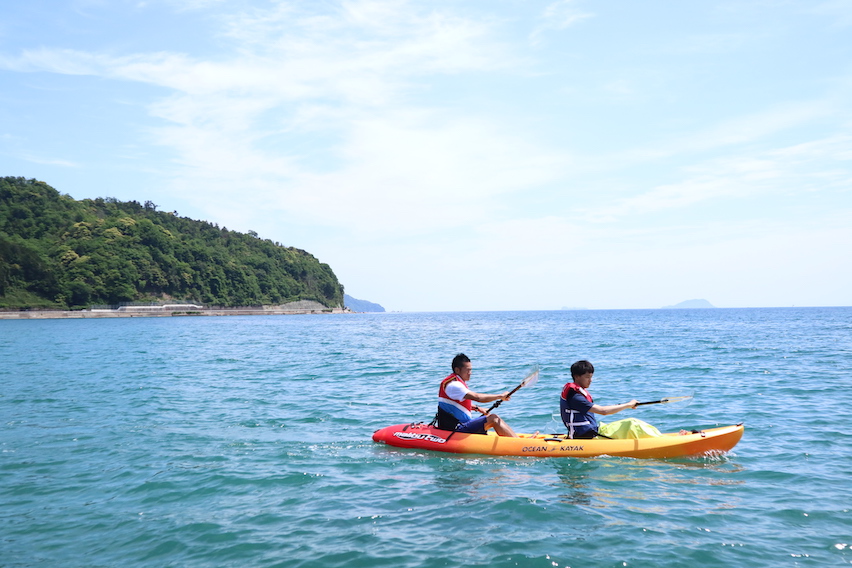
{"left": 1, "top": 0, "right": 851, "bottom": 312}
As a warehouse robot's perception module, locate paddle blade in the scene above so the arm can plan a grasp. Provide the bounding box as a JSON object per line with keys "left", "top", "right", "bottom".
{"left": 636, "top": 394, "right": 693, "bottom": 406}
{"left": 659, "top": 395, "right": 692, "bottom": 404}
{"left": 486, "top": 366, "right": 540, "bottom": 414}
{"left": 521, "top": 367, "right": 540, "bottom": 388}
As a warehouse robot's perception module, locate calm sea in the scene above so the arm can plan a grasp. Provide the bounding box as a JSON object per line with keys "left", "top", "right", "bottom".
{"left": 2, "top": 308, "right": 851, "bottom": 567}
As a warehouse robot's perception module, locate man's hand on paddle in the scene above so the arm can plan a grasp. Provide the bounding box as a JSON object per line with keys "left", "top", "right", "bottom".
{"left": 472, "top": 392, "right": 511, "bottom": 415}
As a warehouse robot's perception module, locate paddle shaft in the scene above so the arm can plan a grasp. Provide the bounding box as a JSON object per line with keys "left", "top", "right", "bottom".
{"left": 635, "top": 395, "right": 692, "bottom": 406}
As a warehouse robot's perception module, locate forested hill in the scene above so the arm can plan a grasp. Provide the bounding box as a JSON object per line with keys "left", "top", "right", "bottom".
{"left": 0, "top": 177, "right": 344, "bottom": 309}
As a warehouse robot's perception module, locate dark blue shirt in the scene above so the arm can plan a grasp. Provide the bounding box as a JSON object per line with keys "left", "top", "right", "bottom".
{"left": 560, "top": 391, "right": 597, "bottom": 438}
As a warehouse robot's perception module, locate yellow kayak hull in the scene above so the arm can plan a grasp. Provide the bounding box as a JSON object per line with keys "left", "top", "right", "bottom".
{"left": 372, "top": 423, "right": 744, "bottom": 459}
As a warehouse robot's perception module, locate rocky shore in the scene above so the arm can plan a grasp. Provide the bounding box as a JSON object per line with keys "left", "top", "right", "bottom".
{"left": 0, "top": 300, "right": 348, "bottom": 319}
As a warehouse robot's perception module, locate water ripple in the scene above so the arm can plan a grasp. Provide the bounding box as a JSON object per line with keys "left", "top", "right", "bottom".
{"left": 2, "top": 308, "right": 851, "bottom": 567}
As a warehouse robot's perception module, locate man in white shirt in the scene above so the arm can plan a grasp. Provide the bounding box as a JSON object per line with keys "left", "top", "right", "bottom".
{"left": 436, "top": 353, "right": 518, "bottom": 437}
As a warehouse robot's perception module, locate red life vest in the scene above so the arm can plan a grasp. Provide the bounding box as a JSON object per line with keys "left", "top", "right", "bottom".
{"left": 436, "top": 373, "right": 474, "bottom": 430}
{"left": 439, "top": 373, "right": 473, "bottom": 412}
{"left": 561, "top": 382, "right": 593, "bottom": 403}
{"left": 560, "top": 381, "right": 597, "bottom": 438}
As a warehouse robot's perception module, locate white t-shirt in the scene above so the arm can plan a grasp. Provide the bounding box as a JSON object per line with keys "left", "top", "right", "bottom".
{"left": 444, "top": 380, "right": 470, "bottom": 402}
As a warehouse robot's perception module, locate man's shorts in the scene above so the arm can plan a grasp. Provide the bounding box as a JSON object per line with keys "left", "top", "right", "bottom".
{"left": 455, "top": 415, "right": 488, "bottom": 434}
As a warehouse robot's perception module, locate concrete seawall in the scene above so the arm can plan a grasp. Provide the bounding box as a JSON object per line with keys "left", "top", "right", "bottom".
{"left": 0, "top": 300, "right": 349, "bottom": 320}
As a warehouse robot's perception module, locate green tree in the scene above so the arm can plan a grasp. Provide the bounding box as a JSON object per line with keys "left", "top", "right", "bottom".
{"left": 0, "top": 177, "right": 345, "bottom": 309}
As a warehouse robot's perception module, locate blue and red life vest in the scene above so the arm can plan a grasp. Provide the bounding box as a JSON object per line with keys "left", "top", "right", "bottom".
{"left": 436, "top": 373, "right": 473, "bottom": 430}
{"left": 560, "top": 382, "right": 598, "bottom": 438}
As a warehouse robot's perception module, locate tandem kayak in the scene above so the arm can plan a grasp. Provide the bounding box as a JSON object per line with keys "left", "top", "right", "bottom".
{"left": 372, "top": 423, "right": 744, "bottom": 459}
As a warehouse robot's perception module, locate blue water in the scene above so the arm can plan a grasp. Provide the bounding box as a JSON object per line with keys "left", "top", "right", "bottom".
{"left": 2, "top": 308, "right": 851, "bottom": 567}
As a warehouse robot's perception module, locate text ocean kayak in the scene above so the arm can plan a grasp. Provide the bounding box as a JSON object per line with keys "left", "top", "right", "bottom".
{"left": 372, "top": 423, "right": 744, "bottom": 459}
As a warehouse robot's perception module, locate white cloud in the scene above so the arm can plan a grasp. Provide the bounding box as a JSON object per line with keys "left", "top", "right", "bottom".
{"left": 3, "top": 0, "right": 851, "bottom": 310}
{"left": 220, "top": 0, "right": 509, "bottom": 77}
{"left": 584, "top": 132, "right": 852, "bottom": 223}
{"left": 149, "top": 104, "right": 567, "bottom": 237}
{"left": 164, "top": 0, "right": 227, "bottom": 11}
{"left": 808, "top": 0, "right": 852, "bottom": 27}
{"left": 610, "top": 98, "right": 841, "bottom": 167}
{"left": 285, "top": 111, "right": 564, "bottom": 231}
{"left": 21, "top": 155, "right": 80, "bottom": 168}
{"left": 0, "top": 1, "right": 556, "bottom": 238}
{"left": 532, "top": 0, "right": 593, "bottom": 42}
{"left": 677, "top": 101, "right": 838, "bottom": 153}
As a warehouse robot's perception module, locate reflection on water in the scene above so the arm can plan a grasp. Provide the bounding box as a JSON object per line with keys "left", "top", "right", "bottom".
{"left": 552, "top": 455, "right": 746, "bottom": 513}
{"left": 390, "top": 446, "right": 748, "bottom": 514}
{"left": 430, "top": 456, "right": 544, "bottom": 502}
{"left": 553, "top": 460, "right": 600, "bottom": 506}
{"left": 6, "top": 309, "right": 850, "bottom": 568}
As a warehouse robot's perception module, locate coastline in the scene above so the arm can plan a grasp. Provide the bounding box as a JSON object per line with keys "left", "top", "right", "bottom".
{"left": 0, "top": 300, "right": 349, "bottom": 320}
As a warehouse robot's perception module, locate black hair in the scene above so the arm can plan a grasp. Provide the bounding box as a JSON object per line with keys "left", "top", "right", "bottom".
{"left": 451, "top": 353, "right": 471, "bottom": 372}
{"left": 570, "top": 359, "right": 594, "bottom": 378}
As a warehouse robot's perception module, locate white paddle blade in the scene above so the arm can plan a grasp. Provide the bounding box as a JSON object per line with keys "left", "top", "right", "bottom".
{"left": 522, "top": 367, "right": 540, "bottom": 388}
{"left": 659, "top": 395, "right": 693, "bottom": 404}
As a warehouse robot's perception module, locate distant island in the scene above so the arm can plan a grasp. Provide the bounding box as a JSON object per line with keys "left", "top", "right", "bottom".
{"left": 560, "top": 306, "right": 588, "bottom": 311}
{"left": 344, "top": 294, "right": 385, "bottom": 312}
{"left": 662, "top": 299, "right": 716, "bottom": 309}
{"left": 0, "top": 177, "right": 344, "bottom": 310}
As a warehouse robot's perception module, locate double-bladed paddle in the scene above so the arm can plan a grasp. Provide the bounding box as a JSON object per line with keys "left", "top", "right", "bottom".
{"left": 485, "top": 366, "right": 540, "bottom": 414}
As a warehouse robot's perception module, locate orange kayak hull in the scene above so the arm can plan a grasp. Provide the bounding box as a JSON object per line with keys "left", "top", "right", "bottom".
{"left": 372, "top": 423, "right": 744, "bottom": 459}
